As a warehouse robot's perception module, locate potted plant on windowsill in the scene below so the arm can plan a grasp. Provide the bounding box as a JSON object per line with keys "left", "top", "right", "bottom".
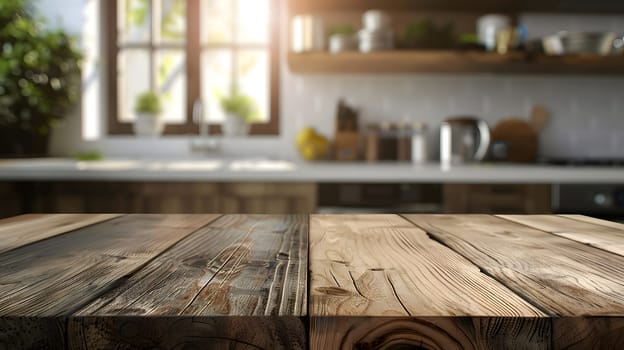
{"left": 218, "top": 87, "right": 259, "bottom": 137}
{"left": 0, "top": 0, "right": 81, "bottom": 157}
{"left": 133, "top": 91, "right": 163, "bottom": 137}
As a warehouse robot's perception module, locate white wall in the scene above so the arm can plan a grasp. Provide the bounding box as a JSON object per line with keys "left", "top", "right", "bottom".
{"left": 43, "top": 1, "right": 624, "bottom": 161}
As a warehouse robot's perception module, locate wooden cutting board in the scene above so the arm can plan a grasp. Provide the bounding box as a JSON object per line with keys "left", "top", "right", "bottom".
{"left": 490, "top": 117, "right": 538, "bottom": 162}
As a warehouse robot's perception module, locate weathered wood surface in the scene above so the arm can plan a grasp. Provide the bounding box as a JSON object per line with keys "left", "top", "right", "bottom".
{"left": 78, "top": 214, "right": 307, "bottom": 316}
{"left": 501, "top": 214, "right": 624, "bottom": 257}
{"left": 310, "top": 214, "right": 543, "bottom": 317}
{"left": 311, "top": 214, "right": 624, "bottom": 350}
{"left": 0, "top": 214, "right": 219, "bottom": 316}
{"left": 0, "top": 214, "right": 219, "bottom": 349}
{"left": 69, "top": 214, "right": 308, "bottom": 349}
{"left": 560, "top": 214, "right": 624, "bottom": 231}
{"left": 69, "top": 316, "right": 305, "bottom": 350}
{"left": 553, "top": 317, "right": 624, "bottom": 349}
{"left": 404, "top": 214, "right": 624, "bottom": 316}
{"left": 0, "top": 317, "right": 66, "bottom": 350}
{"left": 312, "top": 317, "right": 552, "bottom": 350}
{"left": 309, "top": 214, "right": 547, "bottom": 349}
{"left": 0, "top": 213, "right": 120, "bottom": 254}
{"left": 2, "top": 213, "right": 624, "bottom": 350}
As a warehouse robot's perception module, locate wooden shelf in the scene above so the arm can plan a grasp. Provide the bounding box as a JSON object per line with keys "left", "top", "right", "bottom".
{"left": 289, "top": 0, "right": 624, "bottom": 15}
{"left": 288, "top": 51, "right": 624, "bottom": 75}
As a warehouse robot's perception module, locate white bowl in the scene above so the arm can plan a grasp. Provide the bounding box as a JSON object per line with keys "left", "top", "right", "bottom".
{"left": 363, "top": 10, "right": 391, "bottom": 31}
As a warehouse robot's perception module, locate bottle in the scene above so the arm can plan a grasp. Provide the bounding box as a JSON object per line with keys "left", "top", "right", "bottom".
{"left": 411, "top": 122, "right": 428, "bottom": 164}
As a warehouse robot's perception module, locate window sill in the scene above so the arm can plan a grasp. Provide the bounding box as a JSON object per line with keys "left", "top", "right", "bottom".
{"left": 108, "top": 122, "right": 279, "bottom": 136}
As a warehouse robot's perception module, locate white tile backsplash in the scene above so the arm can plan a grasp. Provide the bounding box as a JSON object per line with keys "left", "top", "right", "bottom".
{"left": 282, "top": 69, "right": 624, "bottom": 159}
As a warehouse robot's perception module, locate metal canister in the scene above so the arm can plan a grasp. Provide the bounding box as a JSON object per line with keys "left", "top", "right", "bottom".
{"left": 291, "top": 15, "right": 325, "bottom": 53}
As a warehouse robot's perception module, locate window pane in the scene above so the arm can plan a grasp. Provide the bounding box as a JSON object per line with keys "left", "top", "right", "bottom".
{"left": 237, "top": 0, "right": 269, "bottom": 44}
{"left": 201, "top": 0, "right": 233, "bottom": 44}
{"left": 238, "top": 50, "right": 269, "bottom": 122}
{"left": 155, "top": 50, "right": 186, "bottom": 123}
{"left": 118, "top": 0, "right": 151, "bottom": 44}
{"left": 118, "top": 50, "right": 150, "bottom": 122}
{"left": 157, "top": 0, "right": 186, "bottom": 44}
{"left": 201, "top": 49, "right": 232, "bottom": 122}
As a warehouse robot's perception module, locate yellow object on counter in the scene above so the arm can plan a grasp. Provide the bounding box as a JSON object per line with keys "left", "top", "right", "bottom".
{"left": 296, "top": 127, "right": 330, "bottom": 161}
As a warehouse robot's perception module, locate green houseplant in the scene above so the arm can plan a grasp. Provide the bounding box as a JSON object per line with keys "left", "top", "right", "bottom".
{"left": 0, "top": 0, "right": 81, "bottom": 157}
{"left": 133, "top": 91, "right": 164, "bottom": 137}
{"left": 218, "top": 87, "right": 259, "bottom": 136}
{"left": 135, "top": 91, "right": 162, "bottom": 115}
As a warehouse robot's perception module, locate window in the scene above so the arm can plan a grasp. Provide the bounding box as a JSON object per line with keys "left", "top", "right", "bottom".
{"left": 105, "top": 0, "right": 279, "bottom": 135}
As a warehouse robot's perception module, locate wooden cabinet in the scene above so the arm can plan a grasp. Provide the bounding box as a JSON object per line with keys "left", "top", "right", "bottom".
{"left": 1, "top": 182, "right": 317, "bottom": 217}
{"left": 1, "top": 182, "right": 554, "bottom": 217}
{"left": 289, "top": 0, "right": 624, "bottom": 15}
{"left": 220, "top": 183, "right": 317, "bottom": 214}
{"left": 129, "top": 183, "right": 221, "bottom": 213}
{"left": 443, "top": 184, "right": 551, "bottom": 214}
{"left": 0, "top": 183, "right": 22, "bottom": 219}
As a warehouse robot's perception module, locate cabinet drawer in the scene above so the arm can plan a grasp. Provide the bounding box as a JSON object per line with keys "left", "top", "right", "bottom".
{"left": 444, "top": 184, "right": 551, "bottom": 214}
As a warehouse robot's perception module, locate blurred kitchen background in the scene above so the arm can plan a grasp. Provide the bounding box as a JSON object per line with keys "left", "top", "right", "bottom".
{"left": 0, "top": 0, "right": 623, "bottom": 221}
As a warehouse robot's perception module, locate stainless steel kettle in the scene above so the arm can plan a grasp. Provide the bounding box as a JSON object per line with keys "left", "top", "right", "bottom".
{"left": 440, "top": 117, "right": 490, "bottom": 164}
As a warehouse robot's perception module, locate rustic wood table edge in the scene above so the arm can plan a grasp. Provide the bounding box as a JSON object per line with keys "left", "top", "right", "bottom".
{"left": 1, "top": 213, "right": 623, "bottom": 349}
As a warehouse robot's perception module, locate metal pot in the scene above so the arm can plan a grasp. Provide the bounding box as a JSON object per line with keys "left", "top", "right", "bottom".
{"left": 440, "top": 117, "right": 490, "bottom": 164}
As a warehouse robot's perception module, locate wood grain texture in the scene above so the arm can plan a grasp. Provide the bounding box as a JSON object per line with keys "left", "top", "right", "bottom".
{"left": 500, "top": 214, "right": 624, "bottom": 257}
{"left": 553, "top": 317, "right": 624, "bottom": 350}
{"left": 72, "top": 215, "right": 307, "bottom": 349}
{"left": 69, "top": 316, "right": 305, "bottom": 350}
{"left": 0, "top": 214, "right": 219, "bottom": 316}
{"left": 288, "top": 51, "right": 624, "bottom": 75}
{"left": 560, "top": 214, "right": 624, "bottom": 231}
{"left": 442, "top": 184, "right": 551, "bottom": 214}
{"left": 0, "top": 213, "right": 120, "bottom": 254}
{"left": 78, "top": 214, "right": 307, "bottom": 316}
{"left": 404, "top": 214, "right": 624, "bottom": 316}
{"left": 0, "top": 317, "right": 65, "bottom": 350}
{"left": 309, "top": 214, "right": 544, "bottom": 317}
{"left": 17, "top": 181, "right": 317, "bottom": 214}
{"left": 312, "top": 317, "right": 551, "bottom": 350}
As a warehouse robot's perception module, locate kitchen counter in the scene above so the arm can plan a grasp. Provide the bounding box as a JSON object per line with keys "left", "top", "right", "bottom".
{"left": 1, "top": 213, "right": 623, "bottom": 348}
{"left": 0, "top": 157, "right": 622, "bottom": 183}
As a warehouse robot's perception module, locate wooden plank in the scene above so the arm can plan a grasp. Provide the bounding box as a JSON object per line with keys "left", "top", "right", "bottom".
{"left": 78, "top": 214, "right": 307, "bottom": 316}
{"left": 500, "top": 214, "right": 624, "bottom": 258}
{"left": 0, "top": 214, "right": 219, "bottom": 317}
{"left": 403, "top": 214, "right": 624, "bottom": 316}
{"left": 310, "top": 214, "right": 542, "bottom": 317}
{"left": 0, "top": 213, "right": 120, "bottom": 254}
{"left": 70, "top": 214, "right": 307, "bottom": 349}
{"left": 288, "top": 51, "right": 624, "bottom": 75}
{"left": 289, "top": 0, "right": 612, "bottom": 15}
{"left": 312, "top": 317, "right": 551, "bottom": 350}
{"left": 310, "top": 214, "right": 546, "bottom": 349}
{"left": 0, "top": 317, "right": 66, "bottom": 350}
{"left": 553, "top": 317, "right": 624, "bottom": 349}
{"left": 69, "top": 316, "right": 305, "bottom": 350}
{"left": 560, "top": 214, "right": 624, "bottom": 231}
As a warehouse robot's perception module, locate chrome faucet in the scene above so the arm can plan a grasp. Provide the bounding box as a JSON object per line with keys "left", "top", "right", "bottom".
{"left": 190, "top": 97, "right": 220, "bottom": 154}
{"left": 194, "top": 98, "right": 208, "bottom": 137}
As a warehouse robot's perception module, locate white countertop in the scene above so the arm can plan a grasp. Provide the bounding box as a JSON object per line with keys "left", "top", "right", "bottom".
{"left": 0, "top": 158, "right": 622, "bottom": 183}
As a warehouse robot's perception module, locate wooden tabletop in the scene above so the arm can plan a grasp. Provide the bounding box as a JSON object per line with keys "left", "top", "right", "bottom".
{"left": 1, "top": 214, "right": 623, "bottom": 349}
